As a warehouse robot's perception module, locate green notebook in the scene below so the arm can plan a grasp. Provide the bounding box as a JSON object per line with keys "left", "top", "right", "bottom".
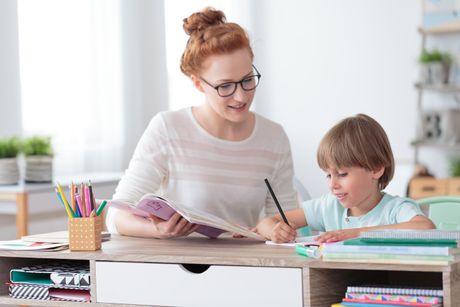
{"left": 344, "top": 237, "right": 458, "bottom": 247}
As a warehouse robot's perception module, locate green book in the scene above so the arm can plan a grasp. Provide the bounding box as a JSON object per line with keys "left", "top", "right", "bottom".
{"left": 344, "top": 237, "right": 458, "bottom": 247}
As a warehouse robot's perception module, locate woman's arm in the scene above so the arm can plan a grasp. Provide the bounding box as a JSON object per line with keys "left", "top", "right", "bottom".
{"left": 315, "top": 215, "right": 436, "bottom": 243}
{"left": 114, "top": 210, "right": 199, "bottom": 239}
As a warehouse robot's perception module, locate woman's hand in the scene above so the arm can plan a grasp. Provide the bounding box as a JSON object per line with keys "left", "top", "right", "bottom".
{"left": 314, "top": 228, "right": 360, "bottom": 243}
{"left": 150, "top": 212, "right": 199, "bottom": 239}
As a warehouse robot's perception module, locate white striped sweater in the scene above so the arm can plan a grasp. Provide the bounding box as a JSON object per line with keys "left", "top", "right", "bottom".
{"left": 106, "top": 107, "right": 298, "bottom": 233}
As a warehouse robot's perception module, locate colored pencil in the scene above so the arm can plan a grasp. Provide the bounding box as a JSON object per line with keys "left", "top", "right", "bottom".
{"left": 55, "top": 188, "right": 75, "bottom": 218}
{"left": 96, "top": 200, "right": 107, "bottom": 216}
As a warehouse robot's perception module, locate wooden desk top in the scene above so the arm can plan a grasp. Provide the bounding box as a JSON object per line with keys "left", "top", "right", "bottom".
{"left": 0, "top": 234, "right": 457, "bottom": 272}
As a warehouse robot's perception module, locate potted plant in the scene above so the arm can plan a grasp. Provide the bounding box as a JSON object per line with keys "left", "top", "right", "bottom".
{"left": 0, "top": 137, "right": 21, "bottom": 184}
{"left": 450, "top": 158, "right": 460, "bottom": 177}
{"left": 22, "top": 136, "right": 53, "bottom": 182}
{"left": 419, "top": 49, "right": 452, "bottom": 85}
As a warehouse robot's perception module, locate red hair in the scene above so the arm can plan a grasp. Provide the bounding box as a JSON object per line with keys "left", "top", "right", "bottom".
{"left": 180, "top": 7, "right": 253, "bottom": 77}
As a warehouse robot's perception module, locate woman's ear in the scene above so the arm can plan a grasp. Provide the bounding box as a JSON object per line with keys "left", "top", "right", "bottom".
{"left": 372, "top": 166, "right": 385, "bottom": 180}
{"left": 191, "top": 75, "right": 205, "bottom": 93}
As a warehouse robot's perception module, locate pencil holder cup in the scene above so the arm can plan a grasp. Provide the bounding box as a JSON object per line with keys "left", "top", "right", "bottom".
{"left": 68, "top": 215, "right": 102, "bottom": 251}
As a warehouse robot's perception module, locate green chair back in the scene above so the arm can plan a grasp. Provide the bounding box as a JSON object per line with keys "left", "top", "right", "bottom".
{"left": 416, "top": 196, "right": 460, "bottom": 230}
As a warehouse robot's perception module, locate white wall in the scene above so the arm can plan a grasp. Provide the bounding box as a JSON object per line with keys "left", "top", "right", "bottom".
{"left": 0, "top": 0, "right": 22, "bottom": 137}
{"left": 252, "top": 0, "right": 422, "bottom": 197}
{"left": 120, "top": 0, "right": 170, "bottom": 167}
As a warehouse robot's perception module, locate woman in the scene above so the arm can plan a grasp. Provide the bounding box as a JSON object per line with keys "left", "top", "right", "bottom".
{"left": 106, "top": 7, "right": 298, "bottom": 238}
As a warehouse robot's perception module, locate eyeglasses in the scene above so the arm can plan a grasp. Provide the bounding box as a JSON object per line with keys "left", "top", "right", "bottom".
{"left": 200, "top": 65, "right": 261, "bottom": 97}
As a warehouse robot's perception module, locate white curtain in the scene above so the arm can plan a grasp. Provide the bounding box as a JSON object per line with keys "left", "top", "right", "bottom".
{"left": 17, "top": 0, "right": 124, "bottom": 175}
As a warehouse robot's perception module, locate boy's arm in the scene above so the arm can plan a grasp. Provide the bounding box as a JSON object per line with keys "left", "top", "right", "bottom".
{"left": 315, "top": 215, "right": 436, "bottom": 243}
{"left": 256, "top": 208, "right": 307, "bottom": 243}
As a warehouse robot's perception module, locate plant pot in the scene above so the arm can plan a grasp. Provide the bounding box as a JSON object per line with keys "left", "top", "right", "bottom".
{"left": 420, "top": 62, "right": 445, "bottom": 85}
{"left": 0, "top": 157, "right": 20, "bottom": 184}
{"left": 24, "top": 155, "right": 53, "bottom": 182}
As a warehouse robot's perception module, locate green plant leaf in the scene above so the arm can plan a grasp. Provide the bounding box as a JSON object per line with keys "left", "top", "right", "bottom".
{"left": 0, "top": 137, "right": 21, "bottom": 159}
{"left": 22, "top": 136, "right": 53, "bottom": 156}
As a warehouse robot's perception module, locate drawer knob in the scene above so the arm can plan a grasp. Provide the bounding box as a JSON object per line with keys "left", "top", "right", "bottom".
{"left": 179, "top": 263, "right": 210, "bottom": 274}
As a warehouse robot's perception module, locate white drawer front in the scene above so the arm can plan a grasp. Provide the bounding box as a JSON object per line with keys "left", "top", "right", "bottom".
{"left": 96, "top": 261, "right": 302, "bottom": 307}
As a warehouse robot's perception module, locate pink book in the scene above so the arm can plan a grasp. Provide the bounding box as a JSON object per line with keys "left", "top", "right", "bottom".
{"left": 109, "top": 195, "right": 225, "bottom": 239}
{"left": 108, "top": 194, "right": 264, "bottom": 240}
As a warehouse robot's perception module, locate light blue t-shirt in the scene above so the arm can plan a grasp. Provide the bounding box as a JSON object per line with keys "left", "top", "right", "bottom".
{"left": 302, "top": 193, "right": 423, "bottom": 232}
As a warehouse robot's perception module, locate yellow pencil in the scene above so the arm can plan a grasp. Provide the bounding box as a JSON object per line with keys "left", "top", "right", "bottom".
{"left": 55, "top": 187, "right": 73, "bottom": 218}
{"left": 57, "top": 182, "right": 75, "bottom": 217}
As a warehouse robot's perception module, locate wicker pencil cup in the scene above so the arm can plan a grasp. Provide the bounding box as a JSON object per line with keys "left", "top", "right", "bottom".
{"left": 68, "top": 215, "right": 102, "bottom": 251}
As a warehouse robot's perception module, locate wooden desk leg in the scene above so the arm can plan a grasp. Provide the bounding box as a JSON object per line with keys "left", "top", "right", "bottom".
{"left": 443, "top": 263, "right": 460, "bottom": 307}
{"left": 16, "top": 193, "right": 28, "bottom": 238}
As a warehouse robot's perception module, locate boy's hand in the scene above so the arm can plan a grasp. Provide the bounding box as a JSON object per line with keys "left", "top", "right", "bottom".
{"left": 315, "top": 228, "right": 360, "bottom": 243}
{"left": 270, "top": 221, "right": 297, "bottom": 243}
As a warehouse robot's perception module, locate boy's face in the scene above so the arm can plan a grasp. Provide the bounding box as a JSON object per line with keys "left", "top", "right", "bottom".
{"left": 324, "top": 165, "right": 384, "bottom": 216}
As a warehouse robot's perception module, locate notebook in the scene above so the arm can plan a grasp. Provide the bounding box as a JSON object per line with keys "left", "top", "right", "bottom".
{"left": 359, "top": 229, "right": 460, "bottom": 240}
{"left": 22, "top": 231, "right": 111, "bottom": 244}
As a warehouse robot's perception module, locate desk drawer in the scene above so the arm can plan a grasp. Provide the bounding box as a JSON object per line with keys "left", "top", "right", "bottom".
{"left": 96, "top": 261, "right": 302, "bottom": 307}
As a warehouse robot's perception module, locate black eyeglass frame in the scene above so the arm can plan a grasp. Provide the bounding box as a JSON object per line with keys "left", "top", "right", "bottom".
{"left": 200, "top": 65, "right": 261, "bottom": 98}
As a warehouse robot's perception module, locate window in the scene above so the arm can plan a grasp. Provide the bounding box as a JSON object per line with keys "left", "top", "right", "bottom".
{"left": 17, "top": 0, "right": 124, "bottom": 174}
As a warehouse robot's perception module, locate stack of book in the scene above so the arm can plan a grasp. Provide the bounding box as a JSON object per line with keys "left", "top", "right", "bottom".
{"left": 8, "top": 261, "right": 91, "bottom": 302}
{"left": 332, "top": 285, "right": 443, "bottom": 307}
{"left": 322, "top": 229, "right": 460, "bottom": 265}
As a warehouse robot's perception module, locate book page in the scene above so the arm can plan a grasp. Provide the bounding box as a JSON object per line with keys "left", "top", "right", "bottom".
{"left": 265, "top": 235, "right": 320, "bottom": 246}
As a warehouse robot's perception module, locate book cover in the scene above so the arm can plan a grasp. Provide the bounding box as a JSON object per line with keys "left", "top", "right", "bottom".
{"left": 345, "top": 293, "right": 442, "bottom": 304}
{"left": 109, "top": 194, "right": 264, "bottom": 241}
{"left": 10, "top": 262, "right": 90, "bottom": 288}
{"left": 9, "top": 283, "right": 90, "bottom": 302}
{"left": 342, "top": 298, "right": 440, "bottom": 307}
{"left": 0, "top": 240, "right": 68, "bottom": 251}
{"left": 323, "top": 257, "right": 449, "bottom": 265}
{"left": 22, "top": 230, "right": 111, "bottom": 244}
{"left": 344, "top": 237, "right": 458, "bottom": 248}
{"left": 346, "top": 286, "right": 443, "bottom": 297}
{"left": 359, "top": 229, "right": 460, "bottom": 240}
{"left": 322, "top": 241, "right": 459, "bottom": 256}
{"left": 322, "top": 252, "right": 454, "bottom": 262}
{"left": 339, "top": 302, "right": 435, "bottom": 307}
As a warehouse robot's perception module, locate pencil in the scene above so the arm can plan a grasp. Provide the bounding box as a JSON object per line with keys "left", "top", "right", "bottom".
{"left": 88, "top": 180, "right": 95, "bottom": 211}
{"left": 75, "top": 193, "right": 84, "bottom": 217}
{"left": 264, "top": 178, "right": 290, "bottom": 226}
{"left": 85, "top": 185, "right": 91, "bottom": 216}
{"left": 80, "top": 182, "right": 86, "bottom": 217}
{"left": 71, "top": 182, "right": 76, "bottom": 214}
{"left": 55, "top": 188, "right": 75, "bottom": 218}
{"left": 96, "top": 200, "right": 107, "bottom": 216}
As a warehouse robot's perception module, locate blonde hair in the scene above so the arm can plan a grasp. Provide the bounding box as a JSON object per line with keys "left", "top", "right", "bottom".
{"left": 180, "top": 7, "right": 253, "bottom": 77}
{"left": 317, "top": 114, "right": 395, "bottom": 190}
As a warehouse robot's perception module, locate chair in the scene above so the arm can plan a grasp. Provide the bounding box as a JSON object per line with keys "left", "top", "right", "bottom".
{"left": 416, "top": 196, "right": 460, "bottom": 230}
{"left": 293, "top": 177, "right": 312, "bottom": 236}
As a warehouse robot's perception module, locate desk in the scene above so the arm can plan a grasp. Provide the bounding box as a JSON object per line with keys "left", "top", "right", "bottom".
{"left": 0, "top": 235, "right": 458, "bottom": 306}
{"left": 0, "top": 172, "right": 121, "bottom": 238}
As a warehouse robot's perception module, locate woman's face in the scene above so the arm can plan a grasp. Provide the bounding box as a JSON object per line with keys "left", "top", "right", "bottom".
{"left": 195, "top": 48, "right": 256, "bottom": 124}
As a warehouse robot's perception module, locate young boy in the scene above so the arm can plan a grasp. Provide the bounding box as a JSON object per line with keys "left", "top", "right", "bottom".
{"left": 256, "top": 114, "right": 435, "bottom": 243}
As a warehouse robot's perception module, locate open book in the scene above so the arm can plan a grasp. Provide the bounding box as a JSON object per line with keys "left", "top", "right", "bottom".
{"left": 108, "top": 194, "right": 264, "bottom": 241}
